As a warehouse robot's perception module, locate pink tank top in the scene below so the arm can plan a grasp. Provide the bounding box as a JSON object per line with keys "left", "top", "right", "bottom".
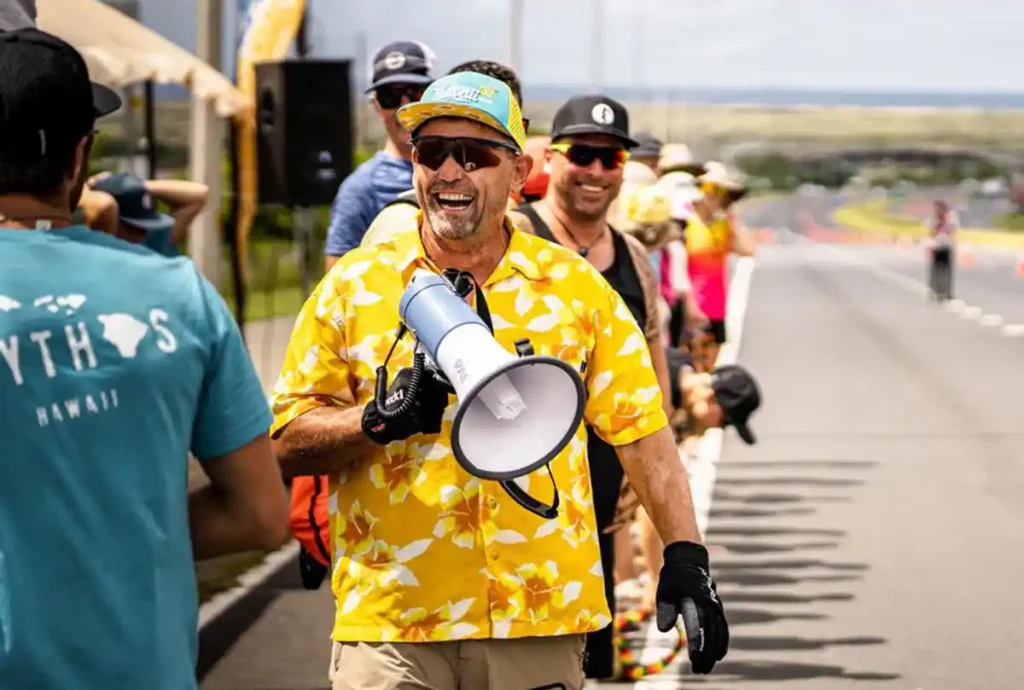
{"left": 685, "top": 215, "right": 731, "bottom": 320}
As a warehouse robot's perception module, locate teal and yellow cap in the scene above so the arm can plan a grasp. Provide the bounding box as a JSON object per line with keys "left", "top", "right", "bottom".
{"left": 397, "top": 71, "right": 526, "bottom": 151}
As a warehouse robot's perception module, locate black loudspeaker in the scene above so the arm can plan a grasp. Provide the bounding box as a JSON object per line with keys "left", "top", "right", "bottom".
{"left": 255, "top": 59, "right": 354, "bottom": 207}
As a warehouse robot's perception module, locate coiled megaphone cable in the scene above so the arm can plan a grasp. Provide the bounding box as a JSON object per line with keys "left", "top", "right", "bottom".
{"left": 373, "top": 323, "right": 426, "bottom": 420}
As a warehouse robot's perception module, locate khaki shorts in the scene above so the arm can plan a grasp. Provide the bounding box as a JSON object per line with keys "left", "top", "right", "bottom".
{"left": 329, "top": 635, "right": 585, "bottom": 690}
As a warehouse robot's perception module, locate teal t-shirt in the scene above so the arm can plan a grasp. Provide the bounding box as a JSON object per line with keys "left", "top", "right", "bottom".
{"left": 0, "top": 226, "right": 272, "bottom": 689}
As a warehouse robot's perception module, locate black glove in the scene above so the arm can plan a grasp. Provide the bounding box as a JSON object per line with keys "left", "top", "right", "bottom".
{"left": 655, "top": 541, "right": 729, "bottom": 674}
{"left": 361, "top": 365, "right": 453, "bottom": 445}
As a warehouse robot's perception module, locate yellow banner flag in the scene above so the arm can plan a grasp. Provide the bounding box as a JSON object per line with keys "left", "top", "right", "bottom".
{"left": 234, "top": 0, "right": 306, "bottom": 283}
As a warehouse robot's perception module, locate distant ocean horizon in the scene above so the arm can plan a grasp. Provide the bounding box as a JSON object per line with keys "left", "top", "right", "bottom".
{"left": 523, "top": 85, "right": 1024, "bottom": 109}
{"left": 152, "top": 83, "right": 1024, "bottom": 110}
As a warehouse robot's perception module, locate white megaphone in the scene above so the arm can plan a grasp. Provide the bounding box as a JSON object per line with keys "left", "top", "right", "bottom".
{"left": 398, "top": 270, "right": 586, "bottom": 496}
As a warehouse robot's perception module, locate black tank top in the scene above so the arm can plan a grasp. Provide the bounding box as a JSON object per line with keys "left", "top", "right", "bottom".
{"left": 516, "top": 203, "right": 648, "bottom": 530}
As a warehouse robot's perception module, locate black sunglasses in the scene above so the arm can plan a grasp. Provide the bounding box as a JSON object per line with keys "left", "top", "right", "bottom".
{"left": 375, "top": 83, "right": 427, "bottom": 110}
{"left": 412, "top": 135, "right": 520, "bottom": 172}
{"left": 549, "top": 143, "right": 629, "bottom": 170}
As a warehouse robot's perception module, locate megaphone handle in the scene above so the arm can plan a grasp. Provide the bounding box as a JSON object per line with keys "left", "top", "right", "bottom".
{"left": 499, "top": 465, "right": 560, "bottom": 520}
{"left": 374, "top": 352, "right": 425, "bottom": 420}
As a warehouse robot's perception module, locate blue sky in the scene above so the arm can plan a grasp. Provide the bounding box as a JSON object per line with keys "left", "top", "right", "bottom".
{"left": 138, "top": 0, "right": 1024, "bottom": 93}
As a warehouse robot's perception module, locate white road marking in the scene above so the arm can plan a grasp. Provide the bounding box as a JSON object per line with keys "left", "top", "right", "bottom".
{"left": 198, "top": 541, "right": 300, "bottom": 630}
{"left": 617, "top": 257, "right": 757, "bottom": 690}
{"left": 945, "top": 299, "right": 966, "bottom": 314}
{"left": 785, "top": 229, "right": 1023, "bottom": 340}
{"left": 690, "top": 256, "right": 755, "bottom": 537}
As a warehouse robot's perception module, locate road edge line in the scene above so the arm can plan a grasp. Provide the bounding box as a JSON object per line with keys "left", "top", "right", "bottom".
{"left": 197, "top": 540, "right": 301, "bottom": 630}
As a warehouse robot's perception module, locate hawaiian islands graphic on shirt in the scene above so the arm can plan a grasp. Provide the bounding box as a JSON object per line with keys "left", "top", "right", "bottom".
{"left": 1, "top": 294, "right": 179, "bottom": 428}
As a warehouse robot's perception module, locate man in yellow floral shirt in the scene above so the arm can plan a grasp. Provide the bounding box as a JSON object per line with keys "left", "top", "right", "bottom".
{"left": 270, "top": 71, "right": 729, "bottom": 690}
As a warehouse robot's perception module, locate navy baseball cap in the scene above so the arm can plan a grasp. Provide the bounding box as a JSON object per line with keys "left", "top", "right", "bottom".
{"left": 366, "top": 40, "right": 436, "bottom": 92}
{"left": 0, "top": 28, "right": 121, "bottom": 161}
{"left": 92, "top": 172, "right": 173, "bottom": 232}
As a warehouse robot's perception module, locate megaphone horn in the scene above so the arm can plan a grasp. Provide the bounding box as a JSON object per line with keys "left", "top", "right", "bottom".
{"left": 399, "top": 270, "right": 586, "bottom": 483}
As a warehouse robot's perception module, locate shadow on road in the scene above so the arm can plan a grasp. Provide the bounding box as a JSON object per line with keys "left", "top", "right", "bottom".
{"left": 197, "top": 559, "right": 305, "bottom": 683}
{"left": 679, "top": 455, "right": 901, "bottom": 686}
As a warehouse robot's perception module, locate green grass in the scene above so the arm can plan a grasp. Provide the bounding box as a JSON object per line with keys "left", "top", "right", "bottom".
{"left": 218, "top": 237, "right": 325, "bottom": 321}
{"left": 195, "top": 543, "right": 294, "bottom": 604}
{"left": 833, "top": 199, "right": 927, "bottom": 238}
{"left": 834, "top": 199, "right": 1024, "bottom": 249}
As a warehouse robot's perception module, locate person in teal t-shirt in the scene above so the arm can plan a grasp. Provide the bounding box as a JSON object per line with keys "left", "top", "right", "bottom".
{"left": 0, "top": 29, "right": 288, "bottom": 689}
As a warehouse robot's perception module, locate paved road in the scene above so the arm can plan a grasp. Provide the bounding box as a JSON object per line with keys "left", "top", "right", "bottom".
{"left": 669, "top": 240, "right": 1024, "bottom": 689}
{"left": 198, "top": 199, "right": 1024, "bottom": 689}
{"left": 748, "top": 195, "right": 1024, "bottom": 329}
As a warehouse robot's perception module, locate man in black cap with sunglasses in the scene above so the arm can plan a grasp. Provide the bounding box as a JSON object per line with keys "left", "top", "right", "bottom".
{"left": 324, "top": 40, "right": 437, "bottom": 269}
{"left": 509, "top": 95, "right": 746, "bottom": 680}
{"left": 0, "top": 28, "right": 289, "bottom": 690}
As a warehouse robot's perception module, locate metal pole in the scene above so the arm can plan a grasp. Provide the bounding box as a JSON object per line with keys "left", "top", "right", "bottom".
{"left": 296, "top": 2, "right": 309, "bottom": 57}
{"left": 592, "top": 0, "right": 603, "bottom": 90}
{"left": 509, "top": 0, "right": 523, "bottom": 76}
{"left": 294, "top": 207, "right": 314, "bottom": 297}
{"left": 143, "top": 80, "right": 157, "bottom": 179}
{"left": 634, "top": 2, "right": 644, "bottom": 121}
{"left": 294, "top": 3, "right": 313, "bottom": 298}
{"left": 188, "top": 0, "right": 224, "bottom": 285}
{"left": 355, "top": 30, "right": 369, "bottom": 149}
{"left": 226, "top": 118, "right": 246, "bottom": 334}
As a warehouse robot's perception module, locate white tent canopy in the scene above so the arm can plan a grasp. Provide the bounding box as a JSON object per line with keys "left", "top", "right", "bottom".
{"left": 37, "top": 0, "right": 249, "bottom": 118}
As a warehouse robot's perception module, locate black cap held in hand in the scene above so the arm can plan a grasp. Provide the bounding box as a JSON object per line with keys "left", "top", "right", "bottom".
{"left": 0, "top": 28, "right": 121, "bottom": 162}
{"left": 550, "top": 94, "right": 638, "bottom": 148}
{"left": 711, "top": 364, "right": 761, "bottom": 445}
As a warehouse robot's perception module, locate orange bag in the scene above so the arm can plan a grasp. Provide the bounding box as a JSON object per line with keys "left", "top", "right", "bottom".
{"left": 289, "top": 474, "right": 331, "bottom": 567}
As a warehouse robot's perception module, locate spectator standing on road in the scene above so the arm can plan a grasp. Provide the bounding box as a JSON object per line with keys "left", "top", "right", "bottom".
{"left": 323, "top": 40, "right": 437, "bottom": 268}
{"left": 271, "top": 73, "right": 729, "bottom": 690}
{"left": 927, "top": 199, "right": 958, "bottom": 301}
{"left": 0, "top": 29, "right": 288, "bottom": 690}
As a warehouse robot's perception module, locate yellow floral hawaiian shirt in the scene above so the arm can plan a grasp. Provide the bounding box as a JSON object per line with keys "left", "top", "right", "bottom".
{"left": 270, "top": 214, "right": 668, "bottom": 643}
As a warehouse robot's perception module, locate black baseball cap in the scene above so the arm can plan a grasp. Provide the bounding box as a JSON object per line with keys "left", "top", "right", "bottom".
{"left": 550, "top": 94, "right": 638, "bottom": 148}
{"left": 711, "top": 364, "right": 761, "bottom": 445}
{"left": 92, "top": 172, "right": 173, "bottom": 232}
{"left": 0, "top": 28, "right": 121, "bottom": 162}
{"left": 366, "top": 40, "right": 436, "bottom": 92}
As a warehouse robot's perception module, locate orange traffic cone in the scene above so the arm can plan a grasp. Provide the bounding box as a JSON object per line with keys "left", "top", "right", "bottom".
{"left": 1015, "top": 257, "right": 1024, "bottom": 277}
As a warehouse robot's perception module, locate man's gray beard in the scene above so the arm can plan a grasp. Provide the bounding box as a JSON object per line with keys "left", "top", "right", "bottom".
{"left": 426, "top": 208, "right": 480, "bottom": 242}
